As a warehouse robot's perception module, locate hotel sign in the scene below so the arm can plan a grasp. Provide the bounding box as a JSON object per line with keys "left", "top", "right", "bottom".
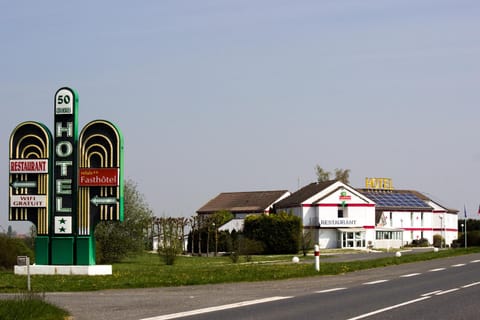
{"left": 365, "top": 177, "right": 393, "bottom": 190}
{"left": 8, "top": 87, "right": 124, "bottom": 266}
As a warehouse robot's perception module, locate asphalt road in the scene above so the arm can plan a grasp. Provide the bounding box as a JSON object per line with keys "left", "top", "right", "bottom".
{"left": 42, "top": 251, "right": 480, "bottom": 320}
{"left": 181, "top": 253, "right": 480, "bottom": 320}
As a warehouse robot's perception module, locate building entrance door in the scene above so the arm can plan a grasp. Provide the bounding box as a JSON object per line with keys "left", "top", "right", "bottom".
{"left": 339, "top": 230, "right": 366, "bottom": 248}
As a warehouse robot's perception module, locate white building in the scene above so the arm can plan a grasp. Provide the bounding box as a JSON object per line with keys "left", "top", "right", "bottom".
{"left": 274, "top": 180, "right": 377, "bottom": 249}
{"left": 274, "top": 179, "right": 458, "bottom": 249}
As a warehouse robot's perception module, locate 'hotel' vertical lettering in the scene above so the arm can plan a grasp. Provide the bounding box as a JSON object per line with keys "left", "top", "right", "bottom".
{"left": 55, "top": 121, "right": 73, "bottom": 213}
{"left": 53, "top": 88, "right": 77, "bottom": 235}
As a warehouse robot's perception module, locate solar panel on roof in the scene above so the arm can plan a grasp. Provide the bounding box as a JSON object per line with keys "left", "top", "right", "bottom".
{"left": 362, "top": 192, "right": 430, "bottom": 209}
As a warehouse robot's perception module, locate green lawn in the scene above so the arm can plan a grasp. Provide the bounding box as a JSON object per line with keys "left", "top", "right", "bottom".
{"left": 1, "top": 247, "right": 479, "bottom": 293}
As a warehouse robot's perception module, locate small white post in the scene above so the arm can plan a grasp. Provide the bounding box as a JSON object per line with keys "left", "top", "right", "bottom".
{"left": 26, "top": 256, "right": 31, "bottom": 291}
{"left": 314, "top": 244, "right": 320, "bottom": 272}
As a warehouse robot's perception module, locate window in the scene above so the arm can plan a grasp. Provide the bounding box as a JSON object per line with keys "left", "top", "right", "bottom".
{"left": 338, "top": 206, "right": 348, "bottom": 218}
{"left": 376, "top": 231, "right": 403, "bottom": 240}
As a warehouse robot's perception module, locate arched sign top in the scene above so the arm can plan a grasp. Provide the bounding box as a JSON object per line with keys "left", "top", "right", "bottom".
{"left": 10, "top": 121, "right": 52, "bottom": 158}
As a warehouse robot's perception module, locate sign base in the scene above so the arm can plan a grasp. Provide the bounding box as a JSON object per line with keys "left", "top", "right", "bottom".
{"left": 14, "top": 265, "right": 112, "bottom": 276}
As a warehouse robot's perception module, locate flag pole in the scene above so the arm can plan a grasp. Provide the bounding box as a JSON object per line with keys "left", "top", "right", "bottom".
{"left": 464, "top": 205, "right": 468, "bottom": 249}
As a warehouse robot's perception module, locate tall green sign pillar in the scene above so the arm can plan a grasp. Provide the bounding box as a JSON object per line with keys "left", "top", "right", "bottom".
{"left": 51, "top": 88, "right": 78, "bottom": 265}
{"left": 9, "top": 87, "right": 124, "bottom": 267}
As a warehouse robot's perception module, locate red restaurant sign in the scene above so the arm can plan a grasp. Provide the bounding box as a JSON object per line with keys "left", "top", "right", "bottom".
{"left": 79, "top": 168, "right": 119, "bottom": 187}
{"left": 10, "top": 159, "right": 48, "bottom": 173}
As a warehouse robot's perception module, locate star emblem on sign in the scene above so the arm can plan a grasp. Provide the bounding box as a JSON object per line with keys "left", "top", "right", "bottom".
{"left": 55, "top": 216, "right": 72, "bottom": 234}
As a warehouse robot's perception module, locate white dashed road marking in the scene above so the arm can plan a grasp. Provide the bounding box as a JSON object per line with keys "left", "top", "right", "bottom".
{"left": 363, "top": 280, "right": 389, "bottom": 285}
{"left": 451, "top": 264, "right": 466, "bottom": 267}
{"left": 316, "top": 288, "right": 347, "bottom": 293}
{"left": 400, "top": 273, "right": 421, "bottom": 278}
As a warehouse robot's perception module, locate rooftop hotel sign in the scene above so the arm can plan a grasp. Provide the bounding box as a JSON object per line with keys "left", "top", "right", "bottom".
{"left": 9, "top": 87, "right": 124, "bottom": 266}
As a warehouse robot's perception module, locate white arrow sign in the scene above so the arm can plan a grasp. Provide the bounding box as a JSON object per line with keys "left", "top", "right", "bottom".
{"left": 11, "top": 181, "right": 37, "bottom": 189}
{"left": 91, "top": 195, "right": 118, "bottom": 206}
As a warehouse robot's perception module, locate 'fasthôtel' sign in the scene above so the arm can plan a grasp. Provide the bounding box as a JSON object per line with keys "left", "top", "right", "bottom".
{"left": 79, "top": 168, "right": 118, "bottom": 187}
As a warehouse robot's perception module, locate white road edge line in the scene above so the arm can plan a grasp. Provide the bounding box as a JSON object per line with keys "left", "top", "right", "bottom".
{"left": 346, "top": 296, "right": 431, "bottom": 320}
{"left": 435, "top": 288, "right": 460, "bottom": 295}
{"left": 462, "top": 281, "right": 480, "bottom": 288}
{"left": 421, "top": 290, "right": 442, "bottom": 297}
{"left": 316, "top": 288, "right": 347, "bottom": 293}
{"left": 363, "top": 280, "right": 389, "bottom": 285}
{"left": 139, "top": 296, "right": 293, "bottom": 320}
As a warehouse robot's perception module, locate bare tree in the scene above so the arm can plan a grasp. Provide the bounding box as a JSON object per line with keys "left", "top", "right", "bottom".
{"left": 177, "top": 217, "right": 189, "bottom": 253}
{"left": 197, "top": 215, "right": 203, "bottom": 256}
{"left": 156, "top": 217, "right": 185, "bottom": 265}
{"left": 189, "top": 217, "right": 196, "bottom": 255}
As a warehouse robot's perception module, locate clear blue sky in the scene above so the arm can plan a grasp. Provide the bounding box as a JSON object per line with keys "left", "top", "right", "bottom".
{"left": 2, "top": 0, "right": 479, "bottom": 233}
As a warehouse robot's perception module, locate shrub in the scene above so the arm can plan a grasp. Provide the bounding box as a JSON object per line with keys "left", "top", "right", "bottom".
{"left": 433, "top": 234, "right": 444, "bottom": 248}
{"left": 229, "top": 235, "right": 264, "bottom": 263}
{"left": 95, "top": 179, "right": 153, "bottom": 264}
{"left": 454, "top": 231, "right": 480, "bottom": 247}
{"left": 243, "top": 212, "right": 302, "bottom": 254}
{"left": 159, "top": 247, "right": 180, "bottom": 265}
{"left": 410, "top": 238, "right": 430, "bottom": 247}
{"left": 0, "top": 235, "right": 34, "bottom": 269}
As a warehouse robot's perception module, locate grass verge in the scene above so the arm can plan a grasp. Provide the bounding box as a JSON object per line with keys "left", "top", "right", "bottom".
{"left": 0, "top": 293, "right": 69, "bottom": 320}
{"left": 0, "top": 247, "right": 479, "bottom": 293}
